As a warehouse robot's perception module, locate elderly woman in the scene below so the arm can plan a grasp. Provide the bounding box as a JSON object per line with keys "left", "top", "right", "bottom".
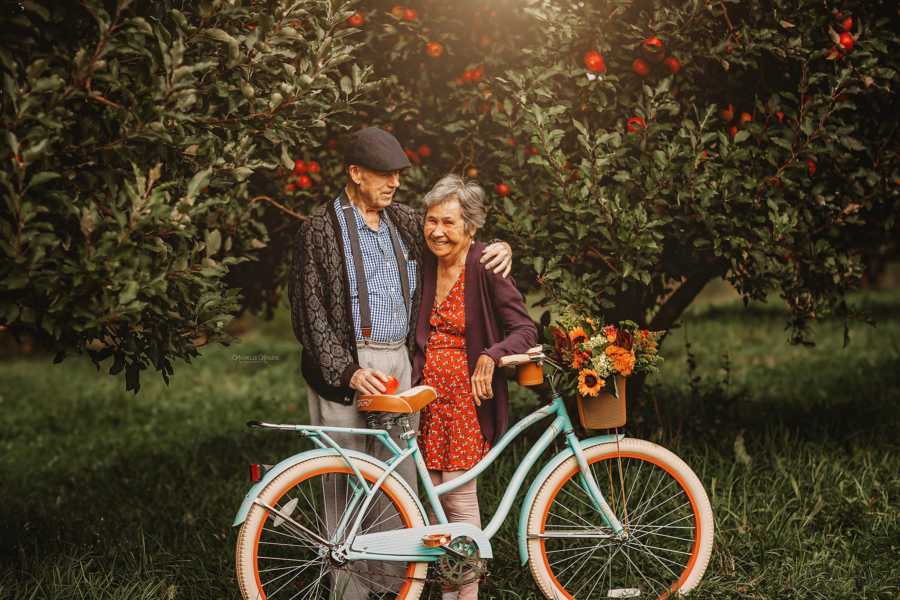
{"left": 412, "top": 174, "right": 537, "bottom": 600}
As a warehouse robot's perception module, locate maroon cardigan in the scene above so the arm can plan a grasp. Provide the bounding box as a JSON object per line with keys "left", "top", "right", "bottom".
{"left": 412, "top": 240, "right": 538, "bottom": 445}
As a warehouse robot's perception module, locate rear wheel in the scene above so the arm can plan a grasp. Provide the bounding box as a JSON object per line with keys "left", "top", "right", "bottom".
{"left": 527, "top": 438, "right": 714, "bottom": 599}
{"left": 236, "top": 455, "right": 427, "bottom": 600}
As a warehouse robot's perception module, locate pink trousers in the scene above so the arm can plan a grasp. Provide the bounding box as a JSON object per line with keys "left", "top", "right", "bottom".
{"left": 429, "top": 470, "right": 481, "bottom": 600}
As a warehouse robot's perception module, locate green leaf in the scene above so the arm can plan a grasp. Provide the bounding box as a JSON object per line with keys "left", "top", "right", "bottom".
{"left": 185, "top": 167, "right": 212, "bottom": 199}
{"left": 27, "top": 171, "right": 61, "bottom": 189}
{"left": 119, "top": 281, "right": 139, "bottom": 305}
{"left": 733, "top": 130, "right": 750, "bottom": 144}
{"left": 340, "top": 75, "right": 352, "bottom": 96}
{"left": 206, "top": 229, "right": 222, "bottom": 257}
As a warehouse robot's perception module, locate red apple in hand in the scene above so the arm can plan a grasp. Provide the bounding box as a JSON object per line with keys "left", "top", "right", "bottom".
{"left": 383, "top": 376, "right": 399, "bottom": 395}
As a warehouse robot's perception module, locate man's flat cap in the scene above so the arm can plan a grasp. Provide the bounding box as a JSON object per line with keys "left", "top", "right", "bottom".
{"left": 343, "top": 127, "right": 412, "bottom": 172}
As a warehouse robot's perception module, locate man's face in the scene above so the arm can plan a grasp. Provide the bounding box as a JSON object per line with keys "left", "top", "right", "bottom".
{"left": 350, "top": 165, "right": 401, "bottom": 210}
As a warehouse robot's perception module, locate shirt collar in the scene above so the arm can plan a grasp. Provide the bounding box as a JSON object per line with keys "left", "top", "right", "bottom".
{"left": 340, "top": 195, "right": 386, "bottom": 234}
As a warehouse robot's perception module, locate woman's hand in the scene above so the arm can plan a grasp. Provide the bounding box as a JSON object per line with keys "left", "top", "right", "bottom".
{"left": 471, "top": 354, "right": 495, "bottom": 406}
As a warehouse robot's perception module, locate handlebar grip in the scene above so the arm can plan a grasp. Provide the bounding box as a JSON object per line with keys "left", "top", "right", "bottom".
{"left": 246, "top": 420, "right": 264, "bottom": 429}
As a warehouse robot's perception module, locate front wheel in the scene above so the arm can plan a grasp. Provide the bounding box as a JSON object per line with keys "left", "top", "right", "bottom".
{"left": 235, "top": 455, "right": 428, "bottom": 600}
{"left": 527, "top": 438, "right": 714, "bottom": 599}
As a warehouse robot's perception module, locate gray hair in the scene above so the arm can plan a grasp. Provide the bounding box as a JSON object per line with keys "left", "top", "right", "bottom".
{"left": 422, "top": 174, "right": 486, "bottom": 236}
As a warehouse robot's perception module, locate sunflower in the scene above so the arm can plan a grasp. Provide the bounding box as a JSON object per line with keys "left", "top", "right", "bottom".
{"left": 569, "top": 326, "right": 588, "bottom": 349}
{"left": 578, "top": 369, "right": 604, "bottom": 397}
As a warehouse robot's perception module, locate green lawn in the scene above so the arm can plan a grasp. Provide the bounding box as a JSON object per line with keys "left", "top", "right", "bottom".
{"left": 1, "top": 286, "right": 898, "bottom": 599}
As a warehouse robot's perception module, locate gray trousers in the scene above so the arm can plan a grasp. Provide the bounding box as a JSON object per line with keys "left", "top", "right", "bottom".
{"left": 307, "top": 341, "right": 420, "bottom": 599}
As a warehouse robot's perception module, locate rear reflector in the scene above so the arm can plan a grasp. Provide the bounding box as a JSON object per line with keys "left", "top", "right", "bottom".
{"left": 249, "top": 464, "right": 263, "bottom": 482}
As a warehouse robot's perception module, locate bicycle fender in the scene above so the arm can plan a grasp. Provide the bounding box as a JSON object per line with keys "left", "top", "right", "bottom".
{"left": 232, "top": 448, "right": 427, "bottom": 527}
{"left": 516, "top": 433, "right": 624, "bottom": 565}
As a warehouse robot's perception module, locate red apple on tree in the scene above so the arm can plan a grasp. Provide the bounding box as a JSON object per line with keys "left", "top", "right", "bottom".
{"left": 297, "top": 175, "right": 313, "bottom": 189}
{"left": 347, "top": 11, "right": 364, "bottom": 27}
{"left": 642, "top": 36, "right": 666, "bottom": 63}
{"left": 626, "top": 116, "right": 647, "bottom": 133}
{"left": 720, "top": 103, "right": 735, "bottom": 122}
{"left": 307, "top": 160, "right": 321, "bottom": 174}
{"left": 806, "top": 159, "right": 817, "bottom": 177}
{"left": 402, "top": 8, "right": 417, "bottom": 21}
{"left": 293, "top": 159, "right": 307, "bottom": 174}
{"left": 632, "top": 58, "right": 650, "bottom": 77}
{"left": 418, "top": 144, "right": 432, "bottom": 158}
{"left": 425, "top": 41, "right": 444, "bottom": 58}
{"left": 391, "top": 5, "right": 405, "bottom": 19}
{"left": 583, "top": 50, "right": 607, "bottom": 74}
{"left": 495, "top": 182, "right": 510, "bottom": 197}
{"left": 838, "top": 32, "right": 854, "bottom": 52}
{"left": 663, "top": 56, "right": 682, "bottom": 74}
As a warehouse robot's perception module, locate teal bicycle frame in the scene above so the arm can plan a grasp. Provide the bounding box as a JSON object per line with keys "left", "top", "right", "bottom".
{"left": 235, "top": 392, "right": 626, "bottom": 565}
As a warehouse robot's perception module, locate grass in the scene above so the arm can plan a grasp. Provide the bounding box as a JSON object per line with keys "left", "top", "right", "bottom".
{"left": 1, "top": 285, "right": 898, "bottom": 599}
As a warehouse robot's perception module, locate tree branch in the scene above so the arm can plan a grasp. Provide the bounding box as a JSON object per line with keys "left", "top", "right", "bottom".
{"left": 649, "top": 262, "right": 726, "bottom": 331}
{"left": 249, "top": 195, "right": 306, "bottom": 221}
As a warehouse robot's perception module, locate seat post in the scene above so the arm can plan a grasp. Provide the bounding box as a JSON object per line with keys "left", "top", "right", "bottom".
{"left": 397, "top": 415, "right": 413, "bottom": 435}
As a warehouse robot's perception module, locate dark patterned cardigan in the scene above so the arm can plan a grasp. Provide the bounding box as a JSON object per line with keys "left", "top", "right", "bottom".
{"left": 288, "top": 199, "right": 424, "bottom": 404}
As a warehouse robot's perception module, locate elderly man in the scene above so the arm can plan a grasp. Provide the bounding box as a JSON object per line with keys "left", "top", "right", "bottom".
{"left": 288, "top": 127, "right": 511, "bottom": 598}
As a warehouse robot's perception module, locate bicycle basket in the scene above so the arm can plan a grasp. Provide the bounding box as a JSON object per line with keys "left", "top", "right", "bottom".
{"left": 577, "top": 375, "right": 626, "bottom": 429}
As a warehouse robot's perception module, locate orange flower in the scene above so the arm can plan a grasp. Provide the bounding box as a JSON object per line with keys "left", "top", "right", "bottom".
{"left": 605, "top": 345, "right": 636, "bottom": 376}
{"left": 602, "top": 325, "right": 617, "bottom": 343}
{"left": 578, "top": 369, "right": 604, "bottom": 397}
{"left": 572, "top": 350, "right": 590, "bottom": 369}
{"left": 569, "top": 326, "right": 588, "bottom": 349}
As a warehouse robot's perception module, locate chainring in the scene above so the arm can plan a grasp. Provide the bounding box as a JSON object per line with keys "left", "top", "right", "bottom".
{"left": 434, "top": 536, "right": 487, "bottom": 588}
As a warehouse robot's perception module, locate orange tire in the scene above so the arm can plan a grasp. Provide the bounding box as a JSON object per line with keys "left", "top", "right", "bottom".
{"left": 235, "top": 455, "right": 427, "bottom": 600}
{"left": 526, "top": 438, "right": 714, "bottom": 599}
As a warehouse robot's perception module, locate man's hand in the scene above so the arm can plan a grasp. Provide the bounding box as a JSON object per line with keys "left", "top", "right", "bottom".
{"left": 471, "top": 354, "right": 496, "bottom": 406}
{"left": 480, "top": 241, "right": 513, "bottom": 278}
{"left": 350, "top": 368, "right": 389, "bottom": 395}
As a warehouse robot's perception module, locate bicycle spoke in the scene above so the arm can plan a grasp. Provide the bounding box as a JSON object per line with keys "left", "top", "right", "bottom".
{"left": 620, "top": 544, "right": 671, "bottom": 596}
{"left": 262, "top": 526, "right": 320, "bottom": 549}
{"left": 533, "top": 448, "right": 709, "bottom": 600}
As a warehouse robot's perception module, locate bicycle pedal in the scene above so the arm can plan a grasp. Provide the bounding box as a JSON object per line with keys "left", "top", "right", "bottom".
{"left": 422, "top": 533, "right": 452, "bottom": 548}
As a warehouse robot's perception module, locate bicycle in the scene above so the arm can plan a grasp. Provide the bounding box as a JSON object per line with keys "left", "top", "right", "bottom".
{"left": 233, "top": 346, "right": 714, "bottom": 599}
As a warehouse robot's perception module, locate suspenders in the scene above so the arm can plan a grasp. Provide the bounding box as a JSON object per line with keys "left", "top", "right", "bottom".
{"left": 339, "top": 193, "right": 411, "bottom": 343}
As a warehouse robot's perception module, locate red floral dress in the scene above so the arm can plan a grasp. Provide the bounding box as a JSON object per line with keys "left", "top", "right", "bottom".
{"left": 420, "top": 271, "right": 490, "bottom": 471}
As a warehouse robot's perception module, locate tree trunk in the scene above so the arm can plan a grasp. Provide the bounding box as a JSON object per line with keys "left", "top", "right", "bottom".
{"left": 630, "top": 263, "right": 726, "bottom": 400}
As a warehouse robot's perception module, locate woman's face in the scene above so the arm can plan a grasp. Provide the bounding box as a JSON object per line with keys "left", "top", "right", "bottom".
{"left": 424, "top": 198, "right": 471, "bottom": 259}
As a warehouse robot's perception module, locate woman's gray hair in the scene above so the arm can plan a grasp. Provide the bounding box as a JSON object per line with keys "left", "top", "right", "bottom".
{"left": 422, "top": 174, "right": 486, "bottom": 235}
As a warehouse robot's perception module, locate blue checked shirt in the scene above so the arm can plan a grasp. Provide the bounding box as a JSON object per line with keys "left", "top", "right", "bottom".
{"left": 334, "top": 197, "right": 418, "bottom": 343}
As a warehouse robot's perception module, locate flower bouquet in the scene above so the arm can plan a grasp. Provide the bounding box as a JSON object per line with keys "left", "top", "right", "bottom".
{"left": 547, "top": 311, "right": 663, "bottom": 429}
